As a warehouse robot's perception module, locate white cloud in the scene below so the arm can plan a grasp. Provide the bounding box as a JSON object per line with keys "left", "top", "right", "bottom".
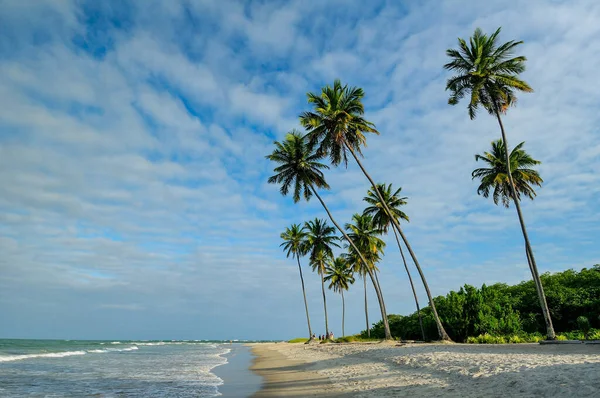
{"left": 0, "top": 0, "right": 599, "bottom": 340}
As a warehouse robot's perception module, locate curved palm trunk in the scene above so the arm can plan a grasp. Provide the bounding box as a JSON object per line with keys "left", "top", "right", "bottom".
{"left": 372, "top": 270, "right": 390, "bottom": 326}
{"left": 320, "top": 267, "right": 329, "bottom": 337}
{"left": 296, "top": 256, "right": 313, "bottom": 339}
{"left": 495, "top": 111, "right": 556, "bottom": 340}
{"left": 364, "top": 276, "right": 370, "bottom": 338}
{"left": 345, "top": 143, "right": 450, "bottom": 341}
{"left": 392, "top": 227, "right": 425, "bottom": 341}
{"left": 341, "top": 290, "right": 345, "bottom": 337}
{"left": 308, "top": 184, "right": 392, "bottom": 339}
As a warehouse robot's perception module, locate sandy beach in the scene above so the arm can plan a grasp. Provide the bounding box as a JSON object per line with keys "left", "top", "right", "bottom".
{"left": 250, "top": 342, "right": 600, "bottom": 397}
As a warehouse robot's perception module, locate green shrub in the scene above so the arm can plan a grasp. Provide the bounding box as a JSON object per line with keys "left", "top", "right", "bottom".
{"left": 556, "top": 334, "right": 568, "bottom": 341}
{"left": 508, "top": 335, "right": 522, "bottom": 344}
{"left": 577, "top": 316, "right": 591, "bottom": 338}
{"left": 288, "top": 338, "right": 309, "bottom": 343}
{"left": 587, "top": 329, "right": 600, "bottom": 340}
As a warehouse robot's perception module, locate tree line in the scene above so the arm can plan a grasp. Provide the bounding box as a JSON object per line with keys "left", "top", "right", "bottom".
{"left": 365, "top": 266, "right": 600, "bottom": 342}
{"left": 266, "top": 27, "right": 584, "bottom": 341}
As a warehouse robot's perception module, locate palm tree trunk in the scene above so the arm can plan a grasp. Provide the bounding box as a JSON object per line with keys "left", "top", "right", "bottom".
{"left": 364, "top": 276, "right": 370, "bottom": 338}
{"left": 392, "top": 226, "right": 425, "bottom": 341}
{"left": 494, "top": 110, "right": 556, "bottom": 340}
{"left": 296, "top": 256, "right": 313, "bottom": 339}
{"left": 345, "top": 143, "right": 450, "bottom": 341}
{"left": 308, "top": 184, "right": 392, "bottom": 339}
{"left": 341, "top": 290, "right": 345, "bottom": 337}
{"left": 320, "top": 268, "right": 329, "bottom": 337}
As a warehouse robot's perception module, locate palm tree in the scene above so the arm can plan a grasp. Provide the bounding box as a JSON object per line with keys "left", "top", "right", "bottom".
{"left": 445, "top": 27, "right": 556, "bottom": 339}
{"left": 266, "top": 130, "right": 393, "bottom": 339}
{"left": 342, "top": 249, "right": 374, "bottom": 337}
{"left": 301, "top": 80, "right": 450, "bottom": 340}
{"left": 305, "top": 218, "right": 340, "bottom": 337}
{"left": 364, "top": 183, "right": 426, "bottom": 341}
{"left": 472, "top": 140, "right": 543, "bottom": 207}
{"left": 280, "top": 223, "right": 313, "bottom": 340}
{"left": 324, "top": 256, "right": 355, "bottom": 337}
{"left": 343, "top": 214, "right": 385, "bottom": 338}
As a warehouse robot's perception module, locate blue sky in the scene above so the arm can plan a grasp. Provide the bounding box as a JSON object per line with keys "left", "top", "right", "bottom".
{"left": 1, "top": 0, "right": 599, "bottom": 340}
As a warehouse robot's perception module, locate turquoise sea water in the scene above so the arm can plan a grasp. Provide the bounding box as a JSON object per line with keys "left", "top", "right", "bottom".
{"left": 0, "top": 339, "right": 259, "bottom": 397}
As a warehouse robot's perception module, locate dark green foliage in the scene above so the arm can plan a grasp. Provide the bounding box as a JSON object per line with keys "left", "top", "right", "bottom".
{"left": 363, "top": 266, "right": 600, "bottom": 341}
{"left": 577, "top": 316, "right": 591, "bottom": 338}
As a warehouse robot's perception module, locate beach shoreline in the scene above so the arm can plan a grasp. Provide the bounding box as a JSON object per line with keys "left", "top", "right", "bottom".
{"left": 249, "top": 341, "right": 600, "bottom": 397}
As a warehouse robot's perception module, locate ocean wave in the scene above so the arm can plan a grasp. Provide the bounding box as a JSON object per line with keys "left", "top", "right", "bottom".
{"left": 132, "top": 342, "right": 166, "bottom": 346}
{"left": 86, "top": 346, "right": 139, "bottom": 354}
{"left": 0, "top": 346, "right": 140, "bottom": 362}
{"left": 0, "top": 350, "right": 87, "bottom": 362}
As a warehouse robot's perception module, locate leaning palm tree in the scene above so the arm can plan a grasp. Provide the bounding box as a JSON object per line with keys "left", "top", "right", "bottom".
{"left": 266, "top": 130, "right": 392, "bottom": 339}
{"left": 301, "top": 80, "right": 450, "bottom": 340}
{"left": 280, "top": 223, "right": 313, "bottom": 340}
{"left": 343, "top": 214, "right": 385, "bottom": 338}
{"left": 305, "top": 218, "right": 340, "bottom": 337}
{"left": 364, "top": 183, "right": 426, "bottom": 341}
{"left": 342, "top": 249, "right": 375, "bottom": 337}
{"left": 472, "top": 140, "right": 542, "bottom": 206}
{"left": 324, "top": 256, "right": 355, "bottom": 337}
{"left": 445, "top": 27, "right": 556, "bottom": 339}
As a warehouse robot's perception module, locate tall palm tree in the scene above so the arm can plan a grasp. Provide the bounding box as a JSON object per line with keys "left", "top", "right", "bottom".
{"left": 364, "top": 183, "right": 426, "bottom": 341}
{"left": 266, "top": 130, "right": 393, "bottom": 339}
{"left": 324, "top": 256, "right": 355, "bottom": 337}
{"left": 445, "top": 27, "right": 556, "bottom": 339}
{"left": 301, "top": 80, "right": 450, "bottom": 340}
{"left": 280, "top": 223, "right": 313, "bottom": 339}
{"left": 305, "top": 218, "right": 340, "bottom": 337}
{"left": 343, "top": 214, "right": 385, "bottom": 338}
{"left": 472, "top": 140, "right": 543, "bottom": 207}
{"left": 342, "top": 249, "right": 375, "bottom": 337}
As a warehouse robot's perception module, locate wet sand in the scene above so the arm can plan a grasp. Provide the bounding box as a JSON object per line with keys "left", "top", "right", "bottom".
{"left": 249, "top": 343, "right": 342, "bottom": 397}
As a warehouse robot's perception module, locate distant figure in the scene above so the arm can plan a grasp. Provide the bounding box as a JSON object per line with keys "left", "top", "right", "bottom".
{"left": 312, "top": 333, "right": 316, "bottom": 340}
{"left": 318, "top": 335, "right": 322, "bottom": 341}
{"left": 330, "top": 331, "right": 334, "bottom": 340}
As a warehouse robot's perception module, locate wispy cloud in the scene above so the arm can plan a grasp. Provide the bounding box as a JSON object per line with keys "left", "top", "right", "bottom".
{"left": 0, "top": 0, "right": 598, "bottom": 340}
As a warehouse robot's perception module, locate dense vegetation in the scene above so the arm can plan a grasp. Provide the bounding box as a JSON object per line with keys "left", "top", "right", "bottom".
{"left": 364, "top": 266, "right": 600, "bottom": 342}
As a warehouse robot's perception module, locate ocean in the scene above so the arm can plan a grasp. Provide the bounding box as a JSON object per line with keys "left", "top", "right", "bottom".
{"left": 0, "top": 339, "right": 262, "bottom": 397}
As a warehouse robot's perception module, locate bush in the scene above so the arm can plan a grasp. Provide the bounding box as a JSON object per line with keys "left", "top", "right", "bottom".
{"left": 288, "top": 338, "right": 308, "bottom": 343}
{"left": 508, "top": 335, "right": 522, "bottom": 344}
{"left": 556, "top": 334, "right": 568, "bottom": 341}
{"left": 587, "top": 329, "right": 600, "bottom": 340}
{"left": 577, "top": 316, "right": 591, "bottom": 338}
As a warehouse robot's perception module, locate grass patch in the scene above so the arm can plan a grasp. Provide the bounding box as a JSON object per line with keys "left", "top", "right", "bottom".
{"left": 466, "top": 332, "right": 545, "bottom": 344}
{"left": 288, "top": 338, "right": 309, "bottom": 343}
{"left": 334, "top": 335, "right": 381, "bottom": 343}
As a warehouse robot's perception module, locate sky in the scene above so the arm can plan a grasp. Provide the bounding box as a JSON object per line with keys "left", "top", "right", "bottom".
{"left": 0, "top": 0, "right": 599, "bottom": 341}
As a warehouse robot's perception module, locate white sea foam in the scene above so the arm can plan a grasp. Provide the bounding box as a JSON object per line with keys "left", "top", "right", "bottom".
{"left": 86, "top": 346, "right": 139, "bottom": 354}
{"left": 0, "top": 350, "right": 87, "bottom": 362}
{"left": 133, "top": 342, "right": 166, "bottom": 346}
{"left": 0, "top": 345, "right": 141, "bottom": 362}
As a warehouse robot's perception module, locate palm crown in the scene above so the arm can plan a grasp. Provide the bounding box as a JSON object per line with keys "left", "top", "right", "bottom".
{"left": 305, "top": 218, "right": 340, "bottom": 273}
{"left": 344, "top": 213, "right": 385, "bottom": 273}
{"left": 444, "top": 27, "right": 533, "bottom": 119}
{"left": 266, "top": 130, "right": 330, "bottom": 203}
{"left": 472, "top": 139, "right": 543, "bottom": 208}
{"left": 363, "top": 183, "right": 409, "bottom": 233}
{"left": 300, "top": 79, "right": 379, "bottom": 166}
{"left": 324, "top": 257, "right": 355, "bottom": 293}
{"left": 280, "top": 224, "right": 307, "bottom": 259}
